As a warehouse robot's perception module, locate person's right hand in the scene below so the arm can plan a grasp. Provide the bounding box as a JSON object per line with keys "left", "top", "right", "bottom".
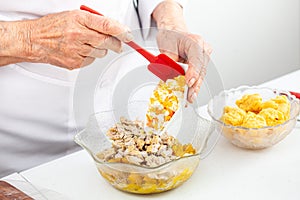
{"left": 24, "top": 10, "right": 133, "bottom": 70}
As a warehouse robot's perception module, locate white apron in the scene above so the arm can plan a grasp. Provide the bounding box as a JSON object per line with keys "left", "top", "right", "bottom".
{"left": 0, "top": 0, "right": 143, "bottom": 177}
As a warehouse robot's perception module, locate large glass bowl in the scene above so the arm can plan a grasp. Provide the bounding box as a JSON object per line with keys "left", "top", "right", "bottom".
{"left": 207, "top": 86, "right": 300, "bottom": 149}
{"left": 74, "top": 100, "right": 219, "bottom": 194}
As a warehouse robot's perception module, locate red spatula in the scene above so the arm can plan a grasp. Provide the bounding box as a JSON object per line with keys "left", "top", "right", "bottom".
{"left": 290, "top": 91, "right": 300, "bottom": 99}
{"left": 80, "top": 5, "right": 185, "bottom": 82}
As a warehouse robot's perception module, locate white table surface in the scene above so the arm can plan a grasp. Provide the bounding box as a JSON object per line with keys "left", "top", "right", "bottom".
{"left": 19, "top": 70, "right": 300, "bottom": 200}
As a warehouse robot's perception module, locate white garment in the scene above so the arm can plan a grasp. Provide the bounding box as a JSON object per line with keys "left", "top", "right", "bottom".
{"left": 0, "top": 0, "right": 186, "bottom": 177}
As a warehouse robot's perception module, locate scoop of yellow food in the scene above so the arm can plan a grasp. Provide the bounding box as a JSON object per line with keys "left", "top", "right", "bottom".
{"left": 261, "top": 95, "right": 290, "bottom": 120}
{"left": 221, "top": 106, "right": 246, "bottom": 126}
{"left": 272, "top": 95, "right": 290, "bottom": 119}
{"left": 258, "top": 108, "right": 285, "bottom": 126}
{"left": 221, "top": 94, "right": 290, "bottom": 128}
{"left": 242, "top": 112, "right": 267, "bottom": 128}
{"left": 236, "top": 93, "right": 262, "bottom": 113}
{"left": 261, "top": 100, "right": 278, "bottom": 110}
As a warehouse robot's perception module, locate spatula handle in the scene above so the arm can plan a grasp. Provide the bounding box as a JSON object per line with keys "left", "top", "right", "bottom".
{"left": 80, "top": 5, "right": 101, "bottom": 15}
{"left": 126, "top": 41, "right": 156, "bottom": 63}
{"left": 80, "top": 5, "right": 157, "bottom": 63}
{"left": 290, "top": 91, "right": 300, "bottom": 99}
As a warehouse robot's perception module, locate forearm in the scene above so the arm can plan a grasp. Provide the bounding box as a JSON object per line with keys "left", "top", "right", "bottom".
{"left": 0, "top": 20, "right": 35, "bottom": 66}
{"left": 152, "top": 0, "right": 187, "bottom": 31}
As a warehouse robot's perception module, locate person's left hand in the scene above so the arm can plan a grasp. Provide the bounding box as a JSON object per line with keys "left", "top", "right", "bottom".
{"left": 153, "top": 0, "right": 212, "bottom": 103}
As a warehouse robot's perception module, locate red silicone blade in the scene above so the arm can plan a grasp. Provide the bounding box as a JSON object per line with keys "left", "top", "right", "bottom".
{"left": 127, "top": 41, "right": 185, "bottom": 81}
{"left": 148, "top": 54, "right": 185, "bottom": 82}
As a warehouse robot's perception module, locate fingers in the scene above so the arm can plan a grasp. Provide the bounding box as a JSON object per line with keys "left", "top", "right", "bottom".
{"left": 90, "top": 48, "right": 108, "bottom": 58}
{"left": 80, "top": 30, "right": 122, "bottom": 53}
{"left": 156, "top": 30, "right": 180, "bottom": 61}
{"left": 80, "top": 11, "right": 133, "bottom": 43}
{"left": 31, "top": 10, "right": 129, "bottom": 70}
{"left": 160, "top": 50, "right": 179, "bottom": 62}
{"left": 96, "top": 35, "right": 122, "bottom": 53}
{"left": 187, "top": 66, "right": 206, "bottom": 103}
{"left": 156, "top": 28, "right": 211, "bottom": 103}
{"left": 79, "top": 44, "right": 108, "bottom": 58}
{"left": 182, "top": 34, "right": 211, "bottom": 103}
{"left": 63, "top": 56, "right": 95, "bottom": 70}
{"left": 81, "top": 56, "right": 95, "bottom": 67}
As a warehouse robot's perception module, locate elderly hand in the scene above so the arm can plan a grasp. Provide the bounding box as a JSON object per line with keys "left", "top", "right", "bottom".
{"left": 0, "top": 10, "right": 133, "bottom": 69}
{"left": 153, "top": 0, "right": 212, "bottom": 103}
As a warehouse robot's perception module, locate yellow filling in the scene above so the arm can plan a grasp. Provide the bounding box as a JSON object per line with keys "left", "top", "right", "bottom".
{"left": 221, "top": 94, "right": 290, "bottom": 128}
{"left": 99, "top": 168, "right": 194, "bottom": 194}
{"left": 145, "top": 75, "right": 186, "bottom": 133}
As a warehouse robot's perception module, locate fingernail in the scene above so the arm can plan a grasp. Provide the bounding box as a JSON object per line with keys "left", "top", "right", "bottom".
{"left": 125, "top": 32, "right": 134, "bottom": 42}
{"left": 188, "top": 78, "right": 196, "bottom": 87}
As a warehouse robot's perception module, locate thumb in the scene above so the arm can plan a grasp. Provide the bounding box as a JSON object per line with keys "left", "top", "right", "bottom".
{"left": 159, "top": 49, "right": 179, "bottom": 62}
{"left": 156, "top": 29, "right": 181, "bottom": 62}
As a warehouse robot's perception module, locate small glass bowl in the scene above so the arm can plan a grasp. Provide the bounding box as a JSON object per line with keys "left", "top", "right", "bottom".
{"left": 207, "top": 86, "right": 300, "bottom": 149}
{"left": 74, "top": 101, "right": 219, "bottom": 194}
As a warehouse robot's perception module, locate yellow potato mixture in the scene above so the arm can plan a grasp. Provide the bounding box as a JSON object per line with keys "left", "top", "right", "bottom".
{"left": 221, "top": 94, "right": 290, "bottom": 128}
{"left": 145, "top": 75, "right": 186, "bottom": 133}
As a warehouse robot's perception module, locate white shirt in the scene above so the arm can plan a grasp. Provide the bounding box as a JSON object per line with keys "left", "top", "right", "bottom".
{"left": 0, "top": 0, "right": 186, "bottom": 177}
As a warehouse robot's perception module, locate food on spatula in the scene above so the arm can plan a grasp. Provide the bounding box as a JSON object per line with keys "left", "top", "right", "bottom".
{"left": 145, "top": 75, "right": 186, "bottom": 134}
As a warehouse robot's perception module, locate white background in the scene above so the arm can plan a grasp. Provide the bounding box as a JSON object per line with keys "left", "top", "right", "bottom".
{"left": 185, "top": 0, "right": 299, "bottom": 89}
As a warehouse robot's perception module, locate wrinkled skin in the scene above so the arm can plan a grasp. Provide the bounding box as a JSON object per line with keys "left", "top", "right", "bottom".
{"left": 0, "top": 10, "right": 133, "bottom": 69}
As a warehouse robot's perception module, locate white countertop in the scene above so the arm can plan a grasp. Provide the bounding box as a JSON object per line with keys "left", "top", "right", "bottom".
{"left": 16, "top": 70, "right": 300, "bottom": 200}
